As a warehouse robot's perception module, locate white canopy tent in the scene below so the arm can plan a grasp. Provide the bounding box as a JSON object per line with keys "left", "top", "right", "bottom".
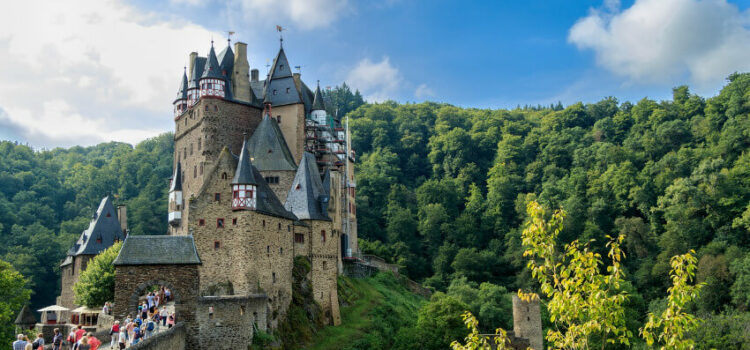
{"left": 37, "top": 305, "right": 69, "bottom": 324}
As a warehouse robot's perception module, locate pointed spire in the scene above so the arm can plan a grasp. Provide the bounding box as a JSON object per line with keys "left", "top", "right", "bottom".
{"left": 284, "top": 152, "right": 331, "bottom": 221}
{"left": 232, "top": 135, "right": 259, "bottom": 185}
{"left": 268, "top": 46, "right": 293, "bottom": 80}
{"left": 201, "top": 44, "right": 222, "bottom": 79}
{"left": 247, "top": 111, "right": 297, "bottom": 171}
{"left": 312, "top": 81, "right": 325, "bottom": 111}
{"left": 175, "top": 68, "right": 188, "bottom": 102}
{"left": 170, "top": 162, "right": 182, "bottom": 192}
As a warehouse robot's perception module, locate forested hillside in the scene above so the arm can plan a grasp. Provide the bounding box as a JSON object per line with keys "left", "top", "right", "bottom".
{"left": 2, "top": 74, "right": 750, "bottom": 348}
{"left": 0, "top": 133, "right": 173, "bottom": 308}
{"left": 350, "top": 74, "right": 750, "bottom": 347}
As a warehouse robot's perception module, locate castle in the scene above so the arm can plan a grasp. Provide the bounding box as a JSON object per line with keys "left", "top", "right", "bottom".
{"left": 51, "top": 37, "right": 359, "bottom": 349}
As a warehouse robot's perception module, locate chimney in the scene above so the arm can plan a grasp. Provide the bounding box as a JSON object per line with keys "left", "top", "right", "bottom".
{"left": 117, "top": 205, "right": 128, "bottom": 236}
{"left": 232, "top": 42, "right": 251, "bottom": 103}
{"left": 188, "top": 52, "right": 198, "bottom": 80}
{"left": 251, "top": 69, "right": 259, "bottom": 82}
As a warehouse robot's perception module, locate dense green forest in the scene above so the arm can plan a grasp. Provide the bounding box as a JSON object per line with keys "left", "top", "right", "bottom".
{"left": 2, "top": 74, "right": 750, "bottom": 348}
{"left": 0, "top": 134, "right": 172, "bottom": 309}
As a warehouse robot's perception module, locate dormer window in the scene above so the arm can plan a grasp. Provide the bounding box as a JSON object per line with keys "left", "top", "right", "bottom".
{"left": 286, "top": 87, "right": 290, "bottom": 94}
{"left": 273, "top": 89, "right": 277, "bottom": 95}
{"left": 280, "top": 65, "right": 284, "bottom": 71}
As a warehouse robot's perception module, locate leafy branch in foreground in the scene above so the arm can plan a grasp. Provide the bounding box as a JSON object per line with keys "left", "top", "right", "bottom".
{"left": 520, "top": 200, "right": 631, "bottom": 350}
{"left": 641, "top": 250, "right": 703, "bottom": 350}
{"left": 450, "top": 311, "right": 512, "bottom": 350}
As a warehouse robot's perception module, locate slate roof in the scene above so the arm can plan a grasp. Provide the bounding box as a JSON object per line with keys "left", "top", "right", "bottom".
{"left": 227, "top": 145, "right": 298, "bottom": 220}
{"left": 322, "top": 168, "right": 331, "bottom": 196}
{"left": 188, "top": 57, "right": 206, "bottom": 89}
{"left": 263, "top": 47, "right": 302, "bottom": 106}
{"left": 202, "top": 45, "right": 223, "bottom": 79}
{"left": 232, "top": 137, "right": 260, "bottom": 185}
{"left": 312, "top": 83, "right": 325, "bottom": 111}
{"left": 285, "top": 152, "right": 331, "bottom": 221}
{"left": 217, "top": 43, "right": 234, "bottom": 80}
{"left": 113, "top": 235, "right": 201, "bottom": 266}
{"left": 175, "top": 69, "right": 188, "bottom": 103}
{"left": 247, "top": 113, "right": 297, "bottom": 171}
{"left": 170, "top": 161, "right": 182, "bottom": 192}
{"left": 65, "top": 196, "right": 125, "bottom": 260}
{"left": 14, "top": 305, "right": 36, "bottom": 325}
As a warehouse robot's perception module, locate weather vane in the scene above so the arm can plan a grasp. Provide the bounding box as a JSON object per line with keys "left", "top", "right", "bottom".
{"left": 276, "top": 25, "right": 285, "bottom": 46}
{"left": 227, "top": 31, "right": 235, "bottom": 44}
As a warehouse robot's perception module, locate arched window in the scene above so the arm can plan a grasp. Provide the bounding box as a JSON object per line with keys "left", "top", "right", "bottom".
{"left": 321, "top": 230, "right": 326, "bottom": 243}
{"left": 221, "top": 172, "right": 227, "bottom": 180}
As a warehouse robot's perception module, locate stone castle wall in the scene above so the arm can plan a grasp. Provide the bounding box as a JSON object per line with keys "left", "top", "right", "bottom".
{"left": 307, "top": 220, "right": 340, "bottom": 325}
{"left": 195, "top": 295, "right": 267, "bottom": 349}
{"left": 128, "top": 322, "right": 187, "bottom": 350}
{"left": 512, "top": 295, "right": 543, "bottom": 350}
{"left": 58, "top": 255, "right": 93, "bottom": 311}
{"left": 188, "top": 153, "right": 294, "bottom": 328}
{"left": 259, "top": 169, "right": 296, "bottom": 205}
{"left": 271, "top": 103, "right": 305, "bottom": 163}
{"left": 173, "top": 98, "right": 262, "bottom": 235}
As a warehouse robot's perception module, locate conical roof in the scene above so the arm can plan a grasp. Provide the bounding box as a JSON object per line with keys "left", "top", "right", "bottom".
{"left": 262, "top": 47, "right": 301, "bottom": 106}
{"left": 14, "top": 305, "right": 36, "bottom": 325}
{"left": 232, "top": 137, "right": 259, "bottom": 185}
{"left": 68, "top": 196, "right": 126, "bottom": 256}
{"left": 247, "top": 113, "right": 297, "bottom": 171}
{"left": 175, "top": 69, "right": 188, "bottom": 102}
{"left": 312, "top": 83, "right": 325, "bottom": 111}
{"left": 217, "top": 43, "right": 234, "bottom": 80}
{"left": 201, "top": 44, "right": 223, "bottom": 79}
{"left": 170, "top": 162, "right": 182, "bottom": 192}
{"left": 188, "top": 57, "right": 206, "bottom": 89}
{"left": 284, "top": 152, "right": 331, "bottom": 221}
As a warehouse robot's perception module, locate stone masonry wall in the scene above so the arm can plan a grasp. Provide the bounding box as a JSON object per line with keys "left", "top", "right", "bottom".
{"left": 188, "top": 152, "right": 294, "bottom": 329}
{"left": 307, "top": 220, "right": 340, "bottom": 325}
{"left": 128, "top": 322, "right": 187, "bottom": 350}
{"left": 260, "top": 169, "right": 296, "bottom": 205}
{"left": 196, "top": 295, "right": 267, "bottom": 349}
{"left": 271, "top": 103, "right": 305, "bottom": 163}
{"left": 512, "top": 295, "right": 543, "bottom": 350}
{"left": 113, "top": 265, "right": 199, "bottom": 349}
{"left": 58, "top": 255, "right": 93, "bottom": 315}
{"left": 173, "top": 98, "right": 262, "bottom": 235}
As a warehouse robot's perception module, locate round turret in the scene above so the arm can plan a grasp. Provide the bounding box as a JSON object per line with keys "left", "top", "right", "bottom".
{"left": 174, "top": 68, "right": 189, "bottom": 117}
{"left": 199, "top": 42, "right": 226, "bottom": 99}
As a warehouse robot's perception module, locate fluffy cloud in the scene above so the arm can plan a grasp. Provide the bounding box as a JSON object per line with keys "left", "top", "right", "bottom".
{"left": 231, "top": 0, "right": 350, "bottom": 30}
{"left": 569, "top": 0, "right": 750, "bottom": 86}
{"left": 414, "top": 83, "right": 435, "bottom": 100}
{"left": 0, "top": 0, "right": 225, "bottom": 147}
{"left": 345, "top": 57, "right": 402, "bottom": 102}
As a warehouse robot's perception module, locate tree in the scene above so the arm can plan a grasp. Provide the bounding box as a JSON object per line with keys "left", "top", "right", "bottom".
{"left": 520, "top": 201, "right": 631, "bottom": 349}
{"left": 641, "top": 250, "right": 703, "bottom": 350}
{"left": 450, "top": 311, "right": 512, "bottom": 350}
{"left": 0, "top": 259, "right": 31, "bottom": 346}
{"left": 73, "top": 242, "right": 122, "bottom": 307}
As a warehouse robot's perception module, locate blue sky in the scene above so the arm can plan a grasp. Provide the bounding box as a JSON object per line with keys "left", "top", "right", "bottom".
{"left": 2, "top": 0, "right": 750, "bottom": 147}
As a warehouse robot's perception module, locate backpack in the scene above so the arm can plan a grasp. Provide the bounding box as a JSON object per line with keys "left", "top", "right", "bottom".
{"left": 146, "top": 322, "right": 154, "bottom": 332}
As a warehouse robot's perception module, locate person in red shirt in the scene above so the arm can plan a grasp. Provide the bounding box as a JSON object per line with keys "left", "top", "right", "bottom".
{"left": 86, "top": 333, "right": 101, "bottom": 350}
{"left": 75, "top": 325, "right": 86, "bottom": 342}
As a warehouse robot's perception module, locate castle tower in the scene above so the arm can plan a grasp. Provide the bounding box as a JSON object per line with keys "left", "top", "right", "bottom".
{"left": 512, "top": 295, "right": 543, "bottom": 350}
{"left": 285, "top": 152, "right": 340, "bottom": 325}
{"left": 168, "top": 161, "right": 183, "bottom": 228}
{"left": 231, "top": 137, "right": 259, "bottom": 211}
{"left": 263, "top": 45, "right": 307, "bottom": 162}
{"left": 232, "top": 42, "right": 252, "bottom": 103}
{"left": 174, "top": 68, "right": 188, "bottom": 117}
{"left": 247, "top": 112, "right": 298, "bottom": 202}
{"left": 187, "top": 54, "right": 205, "bottom": 106}
{"left": 199, "top": 42, "right": 226, "bottom": 99}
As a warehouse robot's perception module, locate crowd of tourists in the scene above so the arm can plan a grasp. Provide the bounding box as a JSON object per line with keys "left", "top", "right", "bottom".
{"left": 12, "top": 287, "right": 175, "bottom": 350}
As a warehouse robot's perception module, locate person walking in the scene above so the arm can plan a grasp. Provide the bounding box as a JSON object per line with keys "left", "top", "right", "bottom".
{"left": 67, "top": 328, "right": 77, "bottom": 346}
{"left": 167, "top": 314, "right": 175, "bottom": 328}
{"left": 77, "top": 336, "right": 90, "bottom": 350}
{"left": 52, "top": 328, "right": 63, "bottom": 350}
{"left": 31, "top": 333, "right": 44, "bottom": 350}
{"left": 74, "top": 325, "right": 86, "bottom": 343}
{"left": 160, "top": 307, "right": 168, "bottom": 327}
{"left": 117, "top": 329, "right": 126, "bottom": 350}
{"left": 86, "top": 333, "right": 101, "bottom": 350}
{"left": 109, "top": 321, "right": 120, "bottom": 349}
{"left": 145, "top": 317, "right": 156, "bottom": 339}
{"left": 12, "top": 334, "right": 27, "bottom": 350}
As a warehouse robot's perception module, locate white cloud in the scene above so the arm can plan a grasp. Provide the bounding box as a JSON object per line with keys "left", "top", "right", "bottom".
{"left": 568, "top": 0, "right": 750, "bottom": 87}
{"left": 345, "top": 57, "right": 401, "bottom": 102}
{"left": 231, "top": 0, "right": 350, "bottom": 30}
{"left": 414, "top": 83, "right": 434, "bottom": 100}
{"left": 0, "top": 0, "right": 224, "bottom": 147}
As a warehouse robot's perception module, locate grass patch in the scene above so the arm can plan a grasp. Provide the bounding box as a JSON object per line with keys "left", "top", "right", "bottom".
{"left": 306, "top": 272, "right": 426, "bottom": 350}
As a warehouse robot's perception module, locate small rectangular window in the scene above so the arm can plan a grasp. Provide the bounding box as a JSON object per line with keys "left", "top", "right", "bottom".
{"left": 321, "top": 230, "right": 326, "bottom": 243}
{"left": 232, "top": 218, "right": 237, "bottom": 225}
{"left": 214, "top": 241, "right": 220, "bottom": 249}
{"left": 199, "top": 219, "right": 205, "bottom": 226}
{"left": 217, "top": 218, "right": 224, "bottom": 228}
{"left": 295, "top": 233, "right": 304, "bottom": 243}
{"left": 214, "top": 193, "right": 221, "bottom": 202}
{"left": 272, "top": 272, "right": 276, "bottom": 283}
